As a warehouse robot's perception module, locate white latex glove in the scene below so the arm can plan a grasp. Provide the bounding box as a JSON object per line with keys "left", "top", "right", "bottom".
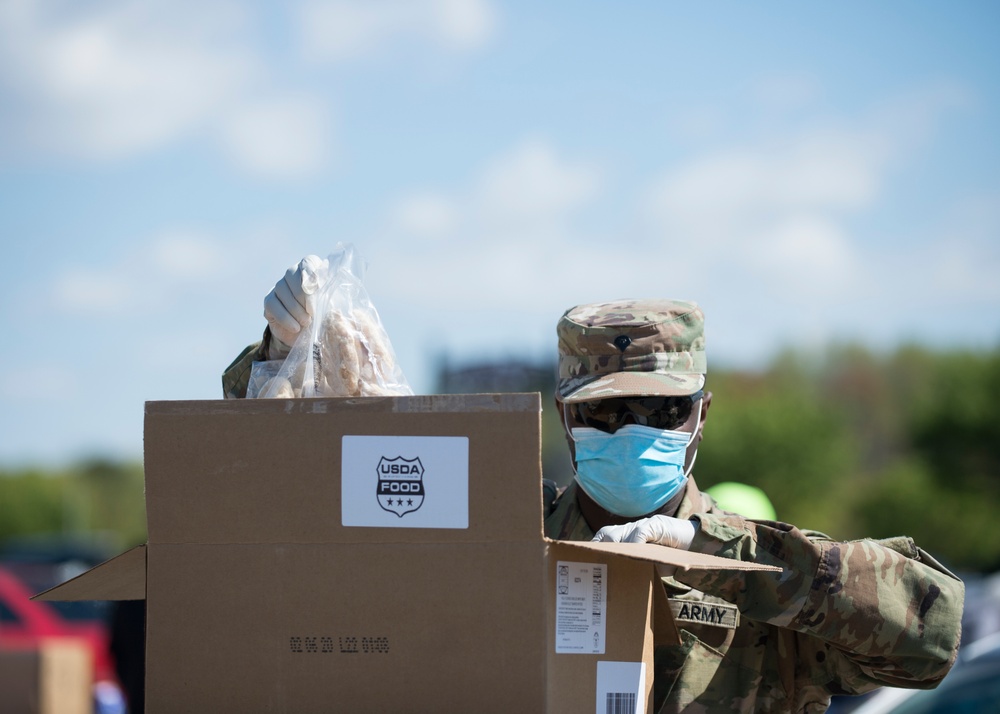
{"left": 592, "top": 515, "right": 697, "bottom": 551}
{"left": 263, "top": 255, "right": 329, "bottom": 352}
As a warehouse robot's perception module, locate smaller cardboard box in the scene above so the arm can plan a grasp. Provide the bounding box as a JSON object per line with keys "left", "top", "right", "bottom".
{"left": 0, "top": 639, "right": 93, "bottom": 714}
{"left": 38, "top": 393, "right": 776, "bottom": 713}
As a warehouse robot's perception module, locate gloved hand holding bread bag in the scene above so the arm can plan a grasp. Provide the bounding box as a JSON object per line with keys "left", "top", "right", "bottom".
{"left": 249, "top": 243, "right": 413, "bottom": 399}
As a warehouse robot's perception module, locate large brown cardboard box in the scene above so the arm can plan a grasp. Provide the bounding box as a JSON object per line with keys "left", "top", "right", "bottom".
{"left": 38, "top": 393, "right": 776, "bottom": 713}
{"left": 0, "top": 639, "right": 92, "bottom": 714}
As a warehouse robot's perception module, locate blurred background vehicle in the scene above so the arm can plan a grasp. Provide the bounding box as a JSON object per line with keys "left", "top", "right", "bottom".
{"left": 0, "top": 539, "right": 128, "bottom": 714}
{"left": 0, "top": 565, "right": 116, "bottom": 681}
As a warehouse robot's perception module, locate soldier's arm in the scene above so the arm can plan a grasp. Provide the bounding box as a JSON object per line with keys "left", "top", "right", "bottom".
{"left": 673, "top": 513, "right": 964, "bottom": 693}
{"left": 221, "top": 330, "right": 273, "bottom": 399}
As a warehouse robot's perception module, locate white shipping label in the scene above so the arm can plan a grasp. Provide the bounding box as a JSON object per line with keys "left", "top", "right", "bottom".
{"left": 596, "top": 661, "right": 646, "bottom": 714}
{"left": 341, "top": 435, "right": 469, "bottom": 528}
{"left": 555, "top": 561, "right": 607, "bottom": 654}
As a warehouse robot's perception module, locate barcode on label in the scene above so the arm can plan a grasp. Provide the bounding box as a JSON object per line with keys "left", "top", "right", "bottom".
{"left": 606, "top": 692, "right": 636, "bottom": 714}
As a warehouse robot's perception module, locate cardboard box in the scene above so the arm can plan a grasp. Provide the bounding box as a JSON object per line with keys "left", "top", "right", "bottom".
{"left": 38, "top": 393, "right": 776, "bottom": 713}
{"left": 0, "top": 639, "right": 93, "bottom": 714}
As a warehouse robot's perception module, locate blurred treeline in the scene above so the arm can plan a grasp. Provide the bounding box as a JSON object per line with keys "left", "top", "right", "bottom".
{"left": 696, "top": 344, "right": 1000, "bottom": 574}
{"left": 0, "top": 459, "right": 147, "bottom": 555}
{"left": 1, "top": 343, "right": 997, "bottom": 573}
{"left": 445, "top": 342, "right": 1000, "bottom": 574}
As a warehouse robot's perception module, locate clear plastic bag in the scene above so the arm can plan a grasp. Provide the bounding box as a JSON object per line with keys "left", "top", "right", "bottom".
{"left": 248, "top": 243, "right": 413, "bottom": 398}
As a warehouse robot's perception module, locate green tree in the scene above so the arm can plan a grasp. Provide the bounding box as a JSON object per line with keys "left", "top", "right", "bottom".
{"left": 0, "top": 460, "right": 147, "bottom": 552}
{"left": 697, "top": 362, "right": 859, "bottom": 538}
{"left": 0, "top": 469, "right": 69, "bottom": 541}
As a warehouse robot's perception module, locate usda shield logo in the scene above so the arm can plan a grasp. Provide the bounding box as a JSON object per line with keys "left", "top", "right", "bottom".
{"left": 376, "top": 456, "right": 425, "bottom": 517}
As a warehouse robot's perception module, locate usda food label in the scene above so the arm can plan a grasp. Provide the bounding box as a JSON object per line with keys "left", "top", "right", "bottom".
{"left": 555, "top": 561, "right": 607, "bottom": 654}
{"left": 341, "top": 435, "right": 469, "bottom": 528}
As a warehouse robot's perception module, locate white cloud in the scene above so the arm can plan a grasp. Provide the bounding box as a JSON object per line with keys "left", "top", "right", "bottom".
{"left": 749, "top": 215, "right": 859, "bottom": 295}
{"left": 217, "top": 94, "right": 334, "bottom": 180}
{"left": 0, "top": 364, "right": 78, "bottom": 400}
{"left": 151, "top": 232, "right": 229, "bottom": 281}
{"left": 373, "top": 138, "right": 602, "bottom": 314}
{"left": 297, "top": 0, "right": 496, "bottom": 63}
{"left": 666, "top": 106, "right": 728, "bottom": 143}
{"left": 646, "top": 126, "right": 888, "bottom": 240}
{"left": 750, "top": 72, "right": 822, "bottom": 113}
{"left": 0, "top": 0, "right": 499, "bottom": 177}
{"left": 646, "top": 80, "right": 969, "bottom": 271}
{"left": 367, "top": 85, "right": 986, "bottom": 379}
{"left": 392, "top": 192, "right": 460, "bottom": 239}
{"left": 640, "top": 117, "right": 904, "bottom": 302}
{"left": 0, "top": 1, "right": 338, "bottom": 179}
{"left": 52, "top": 267, "right": 134, "bottom": 314}
{"left": 637, "top": 83, "right": 991, "bottom": 361}
{"left": 925, "top": 191, "right": 1000, "bottom": 302}
{"left": 0, "top": 0, "right": 257, "bottom": 159}
{"left": 51, "top": 232, "right": 247, "bottom": 317}
{"left": 432, "top": 0, "right": 496, "bottom": 49}
{"left": 868, "top": 80, "right": 971, "bottom": 152}
{"left": 474, "top": 140, "right": 600, "bottom": 226}
{"left": 385, "top": 138, "right": 600, "bottom": 252}
{"left": 932, "top": 243, "right": 1000, "bottom": 301}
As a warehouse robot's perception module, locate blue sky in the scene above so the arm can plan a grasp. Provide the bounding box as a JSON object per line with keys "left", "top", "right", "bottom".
{"left": 1, "top": 0, "right": 998, "bottom": 465}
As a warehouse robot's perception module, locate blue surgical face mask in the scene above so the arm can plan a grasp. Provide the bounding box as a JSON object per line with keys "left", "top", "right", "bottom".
{"left": 566, "top": 405, "right": 700, "bottom": 518}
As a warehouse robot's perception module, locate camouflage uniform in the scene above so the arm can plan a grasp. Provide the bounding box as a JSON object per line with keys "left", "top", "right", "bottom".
{"left": 546, "top": 479, "right": 964, "bottom": 713}
{"left": 556, "top": 299, "right": 707, "bottom": 402}
{"left": 221, "top": 331, "right": 271, "bottom": 399}
{"left": 550, "top": 299, "right": 964, "bottom": 713}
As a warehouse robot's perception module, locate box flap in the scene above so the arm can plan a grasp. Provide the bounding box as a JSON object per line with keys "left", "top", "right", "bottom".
{"left": 652, "top": 570, "right": 682, "bottom": 647}
{"left": 143, "top": 394, "right": 543, "bottom": 545}
{"left": 548, "top": 539, "right": 782, "bottom": 573}
{"left": 33, "top": 545, "right": 146, "bottom": 602}
{"left": 545, "top": 542, "right": 657, "bottom": 714}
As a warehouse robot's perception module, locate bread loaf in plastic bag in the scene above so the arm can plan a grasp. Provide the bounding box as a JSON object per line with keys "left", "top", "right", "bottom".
{"left": 248, "top": 243, "right": 413, "bottom": 398}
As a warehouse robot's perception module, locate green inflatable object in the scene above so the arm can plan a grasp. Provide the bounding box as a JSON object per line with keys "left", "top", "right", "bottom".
{"left": 704, "top": 482, "right": 777, "bottom": 521}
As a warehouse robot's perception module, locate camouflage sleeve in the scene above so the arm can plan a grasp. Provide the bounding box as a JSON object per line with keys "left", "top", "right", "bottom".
{"left": 221, "top": 329, "right": 272, "bottom": 399}
{"left": 675, "top": 513, "right": 964, "bottom": 693}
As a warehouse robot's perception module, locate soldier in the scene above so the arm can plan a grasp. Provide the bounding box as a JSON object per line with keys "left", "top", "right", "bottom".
{"left": 224, "top": 261, "right": 965, "bottom": 712}
{"left": 545, "top": 298, "right": 964, "bottom": 712}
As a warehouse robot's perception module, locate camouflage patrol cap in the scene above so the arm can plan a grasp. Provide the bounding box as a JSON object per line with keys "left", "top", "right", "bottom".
{"left": 557, "top": 299, "right": 706, "bottom": 403}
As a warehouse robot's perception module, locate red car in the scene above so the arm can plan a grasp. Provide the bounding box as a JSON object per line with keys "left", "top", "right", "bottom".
{"left": 0, "top": 564, "right": 118, "bottom": 685}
